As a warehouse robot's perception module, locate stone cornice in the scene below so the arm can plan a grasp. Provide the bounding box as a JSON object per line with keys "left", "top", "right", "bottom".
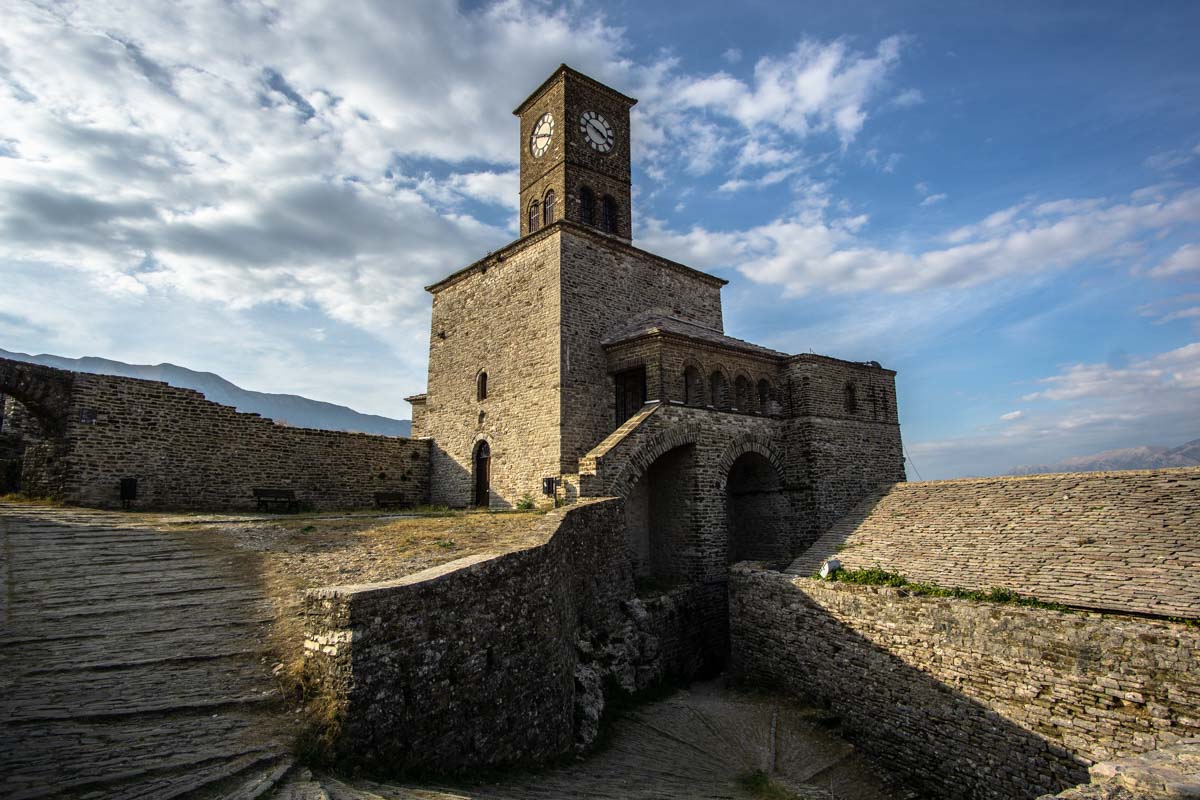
{"left": 424, "top": 219, "right": 728, "bottom": 294}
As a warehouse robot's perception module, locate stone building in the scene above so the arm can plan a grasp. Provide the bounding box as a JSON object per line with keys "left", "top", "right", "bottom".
{"left": 407, "top": 65, "right": 905, "bottom": 587}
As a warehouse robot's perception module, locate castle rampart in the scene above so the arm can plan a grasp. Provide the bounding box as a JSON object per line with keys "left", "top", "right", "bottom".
{"left": 0, "top": 357, "right": 429, "bottom": 510}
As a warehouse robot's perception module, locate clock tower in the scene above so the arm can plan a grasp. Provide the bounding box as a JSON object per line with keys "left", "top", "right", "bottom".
{"left": 514, "top": 64, "right": 637, "bottom": 240}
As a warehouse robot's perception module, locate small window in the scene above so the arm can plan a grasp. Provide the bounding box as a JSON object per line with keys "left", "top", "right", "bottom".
{"left": 601, "top": 195, "right": 617, "bottom": 234}
{"left": 757, "top": 379, "right": 771, "bottom": 411}
{"left": 477, "top": 371, "right": 488, "bottom": 401}
{"left": 543, "top": 190, "right": 556, "bottom": 225}
{"left": 528, "top": 200, "right": 540, "bottom": 233}
{"left": 579, "top": 186, "right": 595, "bottom": 225}
{"left": 844, "top": 382, "right": 858, "bottom": 414}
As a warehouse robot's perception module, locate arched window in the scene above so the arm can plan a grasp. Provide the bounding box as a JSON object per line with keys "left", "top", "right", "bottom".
{"left": 757, "top": 379, "right": 773, "bottom": 414}
{"left": 528, "top": 200, "right": 540, "bottom": 233}
{"left": 601, "top": 195, "right": 617, "bottom": 234}
{"left": 683, "top": 366, "right": 703, "bottom": 406}
{"left": 579, "top": 186, "right": 595, "bottom": 225}
{"left": 844, "top": 382, "right": 858, "bottom": 414}
{"left": 476, "top": 371, "right": 488, "bottom": 402}
{"left": 542, "top": 190, "right": 556, "bottom": 226}
{"left": 734, "top": 375, "right": 752, "bottom": 411}
{"left": 710, "top": 371, "right": 728, "bottom": 409}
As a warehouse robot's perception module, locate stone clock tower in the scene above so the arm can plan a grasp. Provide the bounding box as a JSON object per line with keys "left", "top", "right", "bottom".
{"left": 514, "top": 64, "right": 637, "bottom": 240}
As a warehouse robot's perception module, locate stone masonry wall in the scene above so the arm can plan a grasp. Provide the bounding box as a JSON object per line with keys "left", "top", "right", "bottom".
{"left": 302, "top": 499, "right": 678, "bottom": 772}
{"left": 730, "top": 568, "right": 1200, "bottom": 800}
{"left": 59, "top": 371, "right": 429, "bottom": 510}
{"left": 790, "top": 468, "right": 1200, "bottom": 619}
{"left": 423, "top": 230, "right": 562, "bottom": 508}
{"left": 559, "top": 227, "right": 726, "bottom": 474}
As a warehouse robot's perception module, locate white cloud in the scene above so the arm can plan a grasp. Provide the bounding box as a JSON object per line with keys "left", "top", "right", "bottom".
{"left": 1149, "top": 243, "right": 1200, "bottom": 278}
{"left": 722, "top": 48, "right": 742, "bottom": 64}
{"left": 1000, "top": 410, "right": 1024, "bottom": 421}
{"left": 890, "top": 88, "right": 924, "bottom": 108}
{"left": 641, "top": 36, "right": 906, "bottom": 151}
{"left": 646, "top": 186, "right": 1200, "bottom": 298}
{"left": 920, "top": 192, "right": 947, "bottom": 207}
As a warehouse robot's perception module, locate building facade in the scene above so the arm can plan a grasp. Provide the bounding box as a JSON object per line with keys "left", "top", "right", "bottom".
{"left": 407, "top": 65, "right": 906, "bottom": 585}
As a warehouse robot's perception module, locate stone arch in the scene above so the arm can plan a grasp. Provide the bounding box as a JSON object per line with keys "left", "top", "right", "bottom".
{"left": 0, "top": 359, "right": 74, "bottom": 436}
{"left": 718, "top": 436, "right": 791, "bottom": 564}
{"left": 715, "top": 434, "right": 786, "bottom": 491}
{"left": 0, "top": 359, "right": 75, "bottom": 497}
{"left": 609, "top": 422, "right": 703, "bottom": 499}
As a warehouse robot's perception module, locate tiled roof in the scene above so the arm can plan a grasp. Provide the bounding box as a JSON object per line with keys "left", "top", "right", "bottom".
{"left": 601, "top": 314, "right": 789, "bottom": 359}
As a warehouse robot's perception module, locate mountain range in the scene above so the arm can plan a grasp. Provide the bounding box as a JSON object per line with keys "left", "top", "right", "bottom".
{"left": 1007, "top": 439, "right": 1200, "bottom": 476}
{"left": 0, "top": 348, "right": 411, "bottom": 437}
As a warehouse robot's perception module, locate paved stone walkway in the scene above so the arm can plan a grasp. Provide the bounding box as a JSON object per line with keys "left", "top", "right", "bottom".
{"left": 0, "top": 503, "right": 294, "bottom": 799}
{"left": 280, "top": 681, "right": 908, "bottom": 800}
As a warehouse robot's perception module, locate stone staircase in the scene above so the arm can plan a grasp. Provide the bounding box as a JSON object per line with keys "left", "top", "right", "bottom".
{"left": 274, "top": 681, "right": 906, "bottom": 800}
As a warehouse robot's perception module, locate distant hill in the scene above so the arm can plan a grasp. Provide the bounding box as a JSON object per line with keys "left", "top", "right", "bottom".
{"left": 1007, "top": 439, "right": 1200, "bottom": 476}
{"left": 0, "top": 348, "right": 412, "bottom": 437}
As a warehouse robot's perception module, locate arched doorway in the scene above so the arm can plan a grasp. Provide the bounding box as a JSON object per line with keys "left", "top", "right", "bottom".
{"left": 473, "top": 440, "right": 491, "bottom": 508}
{"left": 726, "top": 452, "right": 790, "bottom": 563}
{"left": 624, "top": 444, "right": 696, "bottom": 583}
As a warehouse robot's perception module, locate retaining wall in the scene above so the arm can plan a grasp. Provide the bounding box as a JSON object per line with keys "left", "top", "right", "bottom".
{"left": 730, "top": 567, "right": 1200, "bottom": 800}
{"left": 302, "top": 498, "right": 685, "bottom": 772}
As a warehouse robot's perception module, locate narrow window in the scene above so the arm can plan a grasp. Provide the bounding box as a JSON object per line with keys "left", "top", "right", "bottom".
{"left": 579, "top": 186, "right": 595, "bottom": 225}
{"left": 477, "top": 371, "right": 488, "bottom": 401}
{"left": 757, "top": 379, "right": 771, "bottom": 411}
{"left": 710, "top": 371, "right": 728, "bottom": 409}
{"left": 528, "top": 200, "right": 540, "bottom": 233}
{"left": 601, "top": 195, "right": 617, "bottom": 234}
{"left": 683, "top": 366, "right": 702, "bottom": 405}
{"left": 542, "top": 189, "right": 556, "bottom": 226}
{"left": 844, "top": 382, "right": 858, "bottom": 414}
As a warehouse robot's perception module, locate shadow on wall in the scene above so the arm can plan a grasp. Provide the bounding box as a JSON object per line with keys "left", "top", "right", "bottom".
{"left": 730, "top": 568, "right": 1093, "bottom": 800}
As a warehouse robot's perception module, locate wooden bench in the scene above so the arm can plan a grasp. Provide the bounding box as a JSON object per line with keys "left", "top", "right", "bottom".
{"left": 373, "top": 492, "right": 411, "bottom": 510}
{"left": 253, "top": 488, "right": 300, "bottom": 513}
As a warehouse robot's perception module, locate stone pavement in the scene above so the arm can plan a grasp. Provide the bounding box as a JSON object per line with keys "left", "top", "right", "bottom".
{"left": 0, "top": 502, "right": 294, "bottom": 799}
{"left": 278, "top": 680, "right": 908, "bottom": 800}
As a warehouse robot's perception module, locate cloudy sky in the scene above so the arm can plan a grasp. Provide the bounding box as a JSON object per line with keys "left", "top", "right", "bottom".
{"left": 2, "top": 0, "right": 1198, "bottom": 478}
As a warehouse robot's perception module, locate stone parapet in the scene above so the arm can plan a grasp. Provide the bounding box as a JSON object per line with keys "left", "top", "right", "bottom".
{"left": 729, "top": 567, "right": 1200, "bottom": 800}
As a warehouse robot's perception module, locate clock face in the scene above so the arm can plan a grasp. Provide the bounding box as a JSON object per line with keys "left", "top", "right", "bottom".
{"left": 580, "top": 110, "right": 614, "bottom": 153}
{"left": 529, "top": 113, "right": 554, "bottom": 157}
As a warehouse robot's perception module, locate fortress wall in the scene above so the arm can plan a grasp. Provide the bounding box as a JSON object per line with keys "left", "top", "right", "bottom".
{"left": 302, "top": 499, "right": 676, "bottom": 772}
{"left": 730, "top": 567, "right": 1200, "bottom": 800}
{"left": 59, "top": 371, "right": 429, "bottom": 510}
{"left": 791, "top": 468, "right": 1200, "bottom": 619}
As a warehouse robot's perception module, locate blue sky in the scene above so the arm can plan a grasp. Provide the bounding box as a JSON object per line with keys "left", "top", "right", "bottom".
{"left": 1, "top": 0, "right": 1197, "bottom": 478}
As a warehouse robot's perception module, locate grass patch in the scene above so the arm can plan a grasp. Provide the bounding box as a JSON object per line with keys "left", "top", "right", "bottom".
{"left": 820, "top": 566, "right": 1072, "bottom": 613}
{"left": 736, "top": 769, "right": 798, "bottom": 799}
{"left": 0, "top": 492, "right": 62, "bottom": 505}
